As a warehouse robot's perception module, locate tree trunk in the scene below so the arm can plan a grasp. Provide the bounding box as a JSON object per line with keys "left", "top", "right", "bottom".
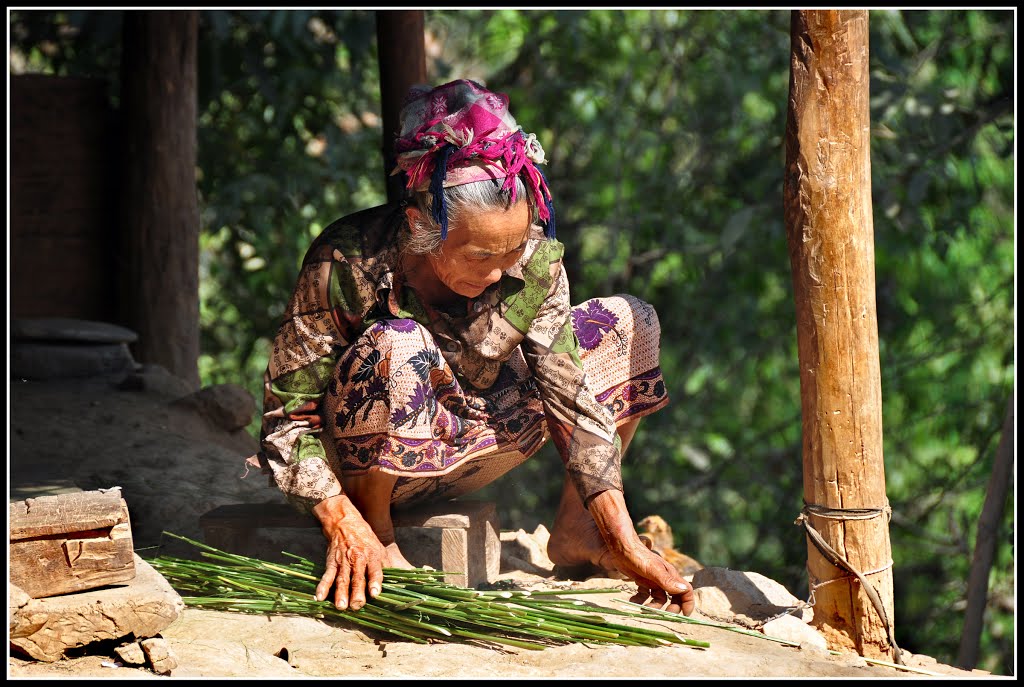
{"left": 376, "top": 10, "right": 427, "bottom": 204}
{"left": 784, "top": 10, "right": 899, "bottom": 661}
{"left": 118, "top": 10, "right": 200, "bottom": 389}
{"left": 956, "top": 393, "right": 1014, "bottom": 669}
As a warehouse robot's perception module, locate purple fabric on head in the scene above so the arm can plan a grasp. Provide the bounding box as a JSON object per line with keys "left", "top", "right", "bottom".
{"left": 391, "top": 79, "right": 555, "bottom": 233}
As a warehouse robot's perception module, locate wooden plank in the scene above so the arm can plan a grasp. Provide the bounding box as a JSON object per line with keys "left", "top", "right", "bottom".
{"left": 439, "top": 528, "right": 469, "bottom": 588}
{"left": 10, "top": 488, "right": 129, "bottom": 539}
{"left": 465, "top": 501, "right": 501, "bottom": 585}
{"left": 9, "top": 491, "right": 136, "bottom": 599}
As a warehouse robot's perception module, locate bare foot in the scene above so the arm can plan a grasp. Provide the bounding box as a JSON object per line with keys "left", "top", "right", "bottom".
{"left": 383, "top": 541, "right": 415, "bottom": 569}
{"left": 547, "top": 478, "right": 621, "bottom": 574}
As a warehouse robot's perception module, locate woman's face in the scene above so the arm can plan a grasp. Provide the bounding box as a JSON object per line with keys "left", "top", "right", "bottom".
{"left": 411, "top": 201, "right": 532, "bottom": 299}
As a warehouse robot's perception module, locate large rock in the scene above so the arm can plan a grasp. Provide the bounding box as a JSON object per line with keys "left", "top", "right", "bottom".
{"left": 170, "top": 383, "right": 257, "bottom": 432}
{"left": 116, "top": 363, "right": 196, "bottom": 398}
{"left": 689, "top": 567, "right": 829, "bottom": 653}
{"left": 499, "top": 524, "right": 555, "bottom": 575}
{"left": 161, "top": 609, "right": 312, "bottom": 677}
{"left": 763, "top": 614, "right": 829, "bottom": 651}
{"left": 691, "top": 567, "right": 813, "bottom": 626}
{"left": 9, "top": 554, "right": 185, "bottom": 662}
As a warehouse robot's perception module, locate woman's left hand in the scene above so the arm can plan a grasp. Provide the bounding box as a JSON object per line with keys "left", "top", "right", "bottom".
{"left": 587, "top": 490, "right": 695, "bottom": 615}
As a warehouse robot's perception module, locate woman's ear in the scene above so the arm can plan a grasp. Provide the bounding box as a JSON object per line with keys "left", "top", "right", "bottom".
{"left": 405, "top": 205, "right": 423, "bottom": 235}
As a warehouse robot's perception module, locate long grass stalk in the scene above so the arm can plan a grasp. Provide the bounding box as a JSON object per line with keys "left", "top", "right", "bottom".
{"left": 148, "top": 531, "right": 712, "bottom": 653}
{"left": 613, "top": 598, "right": 803, "bottom": 645}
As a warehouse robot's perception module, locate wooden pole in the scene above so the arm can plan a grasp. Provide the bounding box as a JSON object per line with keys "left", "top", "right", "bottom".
{"left": 783, "top": 10, "right": 899, "bottom": 661}
{"left": 956, "top": 393, "right": 1014, "bottom": 669}
{"left": 376, "top": 10, "right": 427, "bottom": 204}
{"left": 118, "top": 10, "right": 201, "bottom": 389}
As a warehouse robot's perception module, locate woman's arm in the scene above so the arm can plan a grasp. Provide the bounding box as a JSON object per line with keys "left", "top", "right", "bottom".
{"left": 257, "top": 234, "right": 390, "bottom": 610}
{"left": 520, "top": 255, "right": 693, "bottom": 614}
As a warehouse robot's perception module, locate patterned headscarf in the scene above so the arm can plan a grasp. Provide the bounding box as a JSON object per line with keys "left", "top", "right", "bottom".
{"left": 391, "top": 79, "right": 556, "bottom": 240}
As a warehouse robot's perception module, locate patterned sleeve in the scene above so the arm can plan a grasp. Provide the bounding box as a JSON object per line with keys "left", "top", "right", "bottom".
{"left": 257, "top": 241, "right": 363, "bottom": 514}
{"left": 518, "top": 245, "right": 623, "bottom": 503}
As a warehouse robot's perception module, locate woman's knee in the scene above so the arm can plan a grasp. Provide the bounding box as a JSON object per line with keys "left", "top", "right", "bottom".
{"left": 338, "top": 319, "right": 445, "bottom": 378}
{"left": 325, "top": 318, "right": 446, "bottom": 417}
{"left": 572, "top": 294, "right": 663, "bottom": 364}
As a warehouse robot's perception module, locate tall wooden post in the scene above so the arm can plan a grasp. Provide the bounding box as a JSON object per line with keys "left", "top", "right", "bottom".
{"left": 783, "top": 10, "right": 899, "bottom": 661}
{"left": 118, "top": 10, "right": 201, "bottom": 389}
{"left": 376, "top": 10, "right": 427, "bottom": 204}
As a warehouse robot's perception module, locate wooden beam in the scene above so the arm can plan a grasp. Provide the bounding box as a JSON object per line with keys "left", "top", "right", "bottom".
{"left": 117, "top": 10, "right": 201, "bottom": 389}
{"left": 376, "top": 10, "right": 427, "bottom": 204}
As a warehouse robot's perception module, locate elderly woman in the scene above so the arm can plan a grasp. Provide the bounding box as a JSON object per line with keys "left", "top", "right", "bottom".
{"left": 254, "top": 79, "right": 693, "bottom": 616}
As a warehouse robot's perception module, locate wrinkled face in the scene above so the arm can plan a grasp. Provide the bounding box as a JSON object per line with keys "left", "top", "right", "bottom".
{"left": 410, "top": 201, "right": 532, "bottom": 299}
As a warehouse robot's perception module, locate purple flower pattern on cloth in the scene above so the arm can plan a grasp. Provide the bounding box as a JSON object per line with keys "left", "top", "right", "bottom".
{"left": 572, "top": 300, "right": 620, "bottom": 351}
{"left": 383, "top": 318, "right": 419, "bottom": 333}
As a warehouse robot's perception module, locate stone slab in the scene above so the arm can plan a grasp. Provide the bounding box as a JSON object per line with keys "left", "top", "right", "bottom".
{"left": 11, "top": 317, "right": 139, "bottom": 343}
{"left": 9, "top": 554, "right": 185, "bottom": 662}
{"left": 11, "top": 340, "right": 136, "bottom": 380}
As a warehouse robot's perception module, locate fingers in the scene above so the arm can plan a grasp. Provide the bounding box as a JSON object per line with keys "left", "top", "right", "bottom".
{"left": 663, "top": 597, "right": 683, "bottom": 615}
{"left": 314, "top": 558, "right": 338, "bottom": 603}
{"left": 315, "top": 542, "right": 386, "bottom": 611}
{"left": 673, "top": 579, "right": 696, "bottom": 616}
{"left": 367, "top": 562, "right": 385, "bottom": 601}
{"left": 618, "top": 543, "right": 696, "bottom": 616}
{"left": 675, "top": 586, "right": 696, "bottom": 616}
{"left": 333, "top": 550, "right": 352, "bottom": 610}
{"left": 629, "top": 578, "right": 695, "bottom": 616}
{"left": 347, "top": 553, "right": 368, "bottom": 610}
{"left": 646, "top": 586, "right": 669, "bottom": 609}
{"left": 629, "top": 585, "right": 652, "bottom": 607}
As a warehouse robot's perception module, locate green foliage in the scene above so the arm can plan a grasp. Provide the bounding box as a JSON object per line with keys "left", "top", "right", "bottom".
{"left": 8, "top": 8, "right": 1014, "bottom": 675}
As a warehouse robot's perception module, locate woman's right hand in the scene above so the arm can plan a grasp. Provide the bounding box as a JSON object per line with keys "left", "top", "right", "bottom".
{"left": 311, "top": 494, "right": 388, "bottom": 611}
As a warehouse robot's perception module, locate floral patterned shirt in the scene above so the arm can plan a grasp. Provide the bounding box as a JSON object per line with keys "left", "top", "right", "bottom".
{"left": 258, "top": 203, "right": 622, "bottom": 512}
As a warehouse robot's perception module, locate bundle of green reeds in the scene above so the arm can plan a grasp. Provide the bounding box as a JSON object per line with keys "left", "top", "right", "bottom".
{"left": 147, "top": 532, "right": 710, "bottom": 652}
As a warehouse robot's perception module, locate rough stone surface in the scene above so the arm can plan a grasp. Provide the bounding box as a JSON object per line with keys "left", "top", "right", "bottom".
{"left": 8, "top": 584, "right": 33, "bottom": 636}
{"left": 9, "top": 376, "right": 272, "bottom": 553}
{"left": 763, "top": 614, "right": 829, "bottom": 651}
{"left": 170, "top": 382, "right": 257, "bottom": 432}
{"left": 500, "top": 525, "right": 555, "bottom": 575}
{"left": 692, "top": 567, "right": 813, "bottom": 626}
{"left": 116, "top": 363, "right": 196, "bottom": 398}
{"left": 168, "top": 639, "right": 300, "bottom": 678}
{"left": 9, "top": 554, "right": 185, "bottom": 662}
{"left": 115, "top": 641, "right": 147, "bottom": 666}
{"left": 140, "top": 636, "right": 178, "bottom": 675}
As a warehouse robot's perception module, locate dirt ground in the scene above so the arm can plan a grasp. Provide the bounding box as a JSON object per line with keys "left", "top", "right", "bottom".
{"left": 6, "top": 371, "right": 992, "bottom": 680}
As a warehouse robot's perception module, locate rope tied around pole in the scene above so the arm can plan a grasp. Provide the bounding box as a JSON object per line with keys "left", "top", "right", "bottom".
{"left": 795, "top": 502, "right": 904, "bottom": 666}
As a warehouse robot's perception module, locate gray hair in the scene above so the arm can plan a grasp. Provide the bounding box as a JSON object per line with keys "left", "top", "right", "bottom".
{"left": 404, "top": 176, "right": 537, "bottom": 256}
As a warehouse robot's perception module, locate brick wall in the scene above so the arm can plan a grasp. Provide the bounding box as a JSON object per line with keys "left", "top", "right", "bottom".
{"left": 10, "top": 74, "right": 119, "bottom": 322}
